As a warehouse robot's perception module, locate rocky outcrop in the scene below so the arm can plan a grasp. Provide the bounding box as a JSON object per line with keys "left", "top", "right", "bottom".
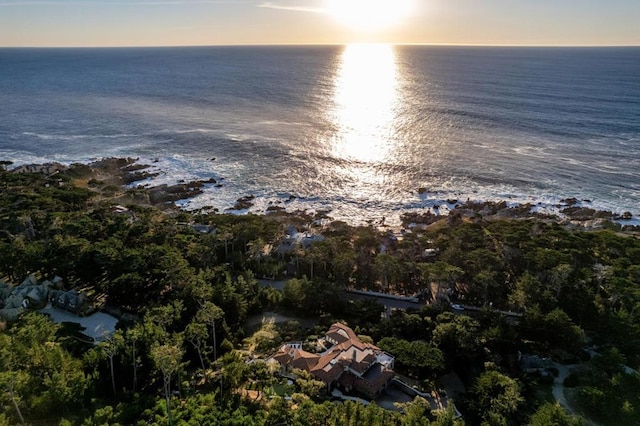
{"left": 561, "top": 207, "right": 615, "bottom": 221}
{"left": 266, "top": 205, "right": 285, "bottom": 213}
{"left": 401, "top": 211, "right": 441, "bottom": 226}
{"left": 122, "top": 170, "right": 160, "bottom": 184}
{"left": 148, "top": 182, "right": 207, "bottom": 205}
{"left": 232, "top": 195, "right": 256, "bottom": 210}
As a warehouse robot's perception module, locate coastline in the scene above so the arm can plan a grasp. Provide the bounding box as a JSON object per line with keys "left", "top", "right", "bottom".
{"left": 2, "top": 45, "right": 639, "bottom": 231}
{"left": 5, "top": 157, "right": 639, "bottom": 233}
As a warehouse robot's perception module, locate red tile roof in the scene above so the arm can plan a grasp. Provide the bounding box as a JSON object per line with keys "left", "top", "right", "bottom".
{"left": 291, "top": 349, "right": 320, "bottom": 370}
{"left": 270, "top": 323, "right": 394, "bottom": 397}
{"left": 325, "top": 322, "right": 358, "bottom": 344}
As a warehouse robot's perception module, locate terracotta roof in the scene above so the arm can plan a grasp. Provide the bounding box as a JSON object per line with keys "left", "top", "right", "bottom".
{"left": 270, "top": 323, "right": 395, "bottom": 394}
{"left": 325, "top": 322, "right": 358, "bottom": 344}
{"left": 270, "top": 350, "right": 292, "bottom": 366}
{"left": 271, "top": 345, "right": 321, "bottom": 371}
{"left": 291, "top": 350, "right": 320, "bottom": 370}
{"left": 332, "top": 335, "right": 381, "bottom": 353}
{"left": 312, "top": 359, "right": 345, "bottom": 384}
{"left": 345, "top": 349, "right": 377, "bottom": 375}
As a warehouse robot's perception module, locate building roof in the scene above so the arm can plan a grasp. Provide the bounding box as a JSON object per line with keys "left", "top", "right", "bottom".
{"left": 291, "top": 349, "right": 320, "bottom": 371}
{"left": 270, "top": 346, "right": 321, "bottom": 372}
{"left": 325, "top": 322, "right": 359, "bottom": 344}
{"left": 355, "top": 364, "right": 394, "bottom": 398}
{"left": 277, "top": 229, "right": 326, "bottom": 254}
{"left": 271, "top": 322, "right": 394, "bottom": 397}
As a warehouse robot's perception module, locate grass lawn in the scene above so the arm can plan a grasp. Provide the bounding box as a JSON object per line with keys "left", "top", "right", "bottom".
{"left": 270, "top": 382, "right": 291, "bottom": 397}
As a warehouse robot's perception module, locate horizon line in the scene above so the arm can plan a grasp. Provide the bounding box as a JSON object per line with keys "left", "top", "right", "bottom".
{"left": 1, "top": 42, "right": 639, "bottom": 49}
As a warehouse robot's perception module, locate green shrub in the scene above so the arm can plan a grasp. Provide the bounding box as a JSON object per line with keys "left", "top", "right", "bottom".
{"left": 563, "top": 373, "right": 580, "bottom": 388}
{"left": 538, "top": 372, "right": 555, "bottom": 385}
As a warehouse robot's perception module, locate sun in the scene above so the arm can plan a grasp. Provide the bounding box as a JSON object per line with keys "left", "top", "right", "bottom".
{"left": 325, "top": 0, "right": 414, "bottom": 31}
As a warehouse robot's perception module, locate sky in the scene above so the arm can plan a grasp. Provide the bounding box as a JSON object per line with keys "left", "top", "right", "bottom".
{"left": 0, "top": 0, "right": 639, "bottom": 47}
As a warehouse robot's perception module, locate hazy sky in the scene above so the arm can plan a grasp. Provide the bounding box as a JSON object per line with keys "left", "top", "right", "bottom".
{"left": 0, "top": 0, "right": 639, "bottom": 47}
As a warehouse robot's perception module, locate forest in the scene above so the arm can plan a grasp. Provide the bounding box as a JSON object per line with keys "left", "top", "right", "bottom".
{"left": 1, "top": 163, "right": 639, "bottom": 425}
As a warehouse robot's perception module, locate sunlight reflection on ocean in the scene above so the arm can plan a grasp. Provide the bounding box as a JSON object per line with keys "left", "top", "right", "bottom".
{"left": 327, "top": 44, "right": 402, "bottom": 202}
{"left": 1, "top": 45, "right": 639, "bottom": 225}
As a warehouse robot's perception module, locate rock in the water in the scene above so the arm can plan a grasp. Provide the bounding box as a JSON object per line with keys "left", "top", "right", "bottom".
{"left": 562, "top": 206, "right": 614, "bottom": 221}
{"left": 561, "top": 198, "right": 580, "bottom": 206}
{"left": 148, "top": 181, "right": 206, "bottom": 204}
{"left": 267, "top": 205, "right": 285, "bottom": 213}
{"left": 232, "top": 195, "right": 255, "bottom": 210}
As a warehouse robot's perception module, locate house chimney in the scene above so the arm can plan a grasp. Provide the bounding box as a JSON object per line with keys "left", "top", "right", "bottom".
{"left": 352, "top": 349, "right": 357, "bottom": 361}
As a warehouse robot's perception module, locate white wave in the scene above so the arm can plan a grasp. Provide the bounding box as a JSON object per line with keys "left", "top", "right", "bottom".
{"left": 21, "top": 132, "right": 137, "bottom": 140}
{"left": 258, "top": 120, "right": 306, "bottom": 127}
{"left": 156, "top": 128, "right": 217, "bottom": 135}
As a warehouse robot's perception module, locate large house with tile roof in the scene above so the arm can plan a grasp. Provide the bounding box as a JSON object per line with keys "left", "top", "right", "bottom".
{"left": 269, "top": 323, "right": 395, "bottom": 398}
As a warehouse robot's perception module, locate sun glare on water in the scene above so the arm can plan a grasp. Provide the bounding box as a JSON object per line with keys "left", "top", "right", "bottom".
{"left": 331, "top": 43, "right": 399, "bottom": 164}
{"left": 326, "top": 43, "right": 402, "bottom": 200}
{"left": 325, "top": 0, "right": 414, "bottom": 31}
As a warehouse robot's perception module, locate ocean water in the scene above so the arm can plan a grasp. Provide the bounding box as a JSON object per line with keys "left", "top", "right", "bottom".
{"left": 1, "top": 45, "right": 639, "bottom": 225}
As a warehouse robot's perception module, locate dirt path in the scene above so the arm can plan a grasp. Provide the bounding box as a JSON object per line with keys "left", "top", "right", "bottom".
{"left": 552, "top": 363, "right": 578, "bottom": 415}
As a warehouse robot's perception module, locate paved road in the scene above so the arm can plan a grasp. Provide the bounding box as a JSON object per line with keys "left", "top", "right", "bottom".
{"left": 257, "top": 279, "right": 522, "bottom": 319}
{"left": 258, "top": 279, "right": 426, "bottom": 311}
{"left": 587, "top": 348, "right": 638, "bottom": 376}
{"left": 344, "top": 292, "right": 425, "bottom": 311}
{"left": 257, "top": 279, "right": 286, "bottom": 291}
{"left": 551, "top": 360, "right": 603, "bottom": 426}
{"left": 551, "top": 362, "right": 578, "bottom": 416}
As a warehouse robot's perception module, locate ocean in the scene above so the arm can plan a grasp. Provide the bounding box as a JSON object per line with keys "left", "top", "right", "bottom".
{"left": 1, "top": 45, "right": 639, "bottom": 225}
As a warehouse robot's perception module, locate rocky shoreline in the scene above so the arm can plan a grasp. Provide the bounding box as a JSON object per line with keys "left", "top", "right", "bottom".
{"left": 6, "top": 157, "right": 639, "bottom": 233}
{"left": 401, "top": 197, "right": 638, "bottom": 233}
{"left": 6, "top": 158, "right": 217, "bottom": 212}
